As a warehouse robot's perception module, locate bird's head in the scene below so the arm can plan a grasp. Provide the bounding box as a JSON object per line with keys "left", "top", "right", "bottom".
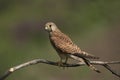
{"left": 45, "top": 22, "right": 59, "bottom": 32}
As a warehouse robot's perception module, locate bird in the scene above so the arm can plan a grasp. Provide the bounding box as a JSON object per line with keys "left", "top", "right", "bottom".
{"left": 45, "top": 22, "right": 100, "bottom": 73}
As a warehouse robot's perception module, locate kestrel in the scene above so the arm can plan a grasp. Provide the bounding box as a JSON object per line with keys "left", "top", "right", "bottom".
{"left": 45, "top": 22, "right": 100, "bottom": 73}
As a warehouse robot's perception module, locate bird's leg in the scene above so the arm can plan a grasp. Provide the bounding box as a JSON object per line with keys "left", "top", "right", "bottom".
{"left": 57, "top": 58, "right": 63, "bottom": 67}
{"left": 64, "top": 57, "right": 68, "bottom": 64}
{"left": 57, "top": 57, "right": 68, "bottom": 69}
{"left": 63, "top": 57, "right": 69, "bottom": 69}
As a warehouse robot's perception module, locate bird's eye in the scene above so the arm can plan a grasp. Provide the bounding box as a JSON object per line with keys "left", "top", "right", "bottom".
{"left": 49, "top": 25, "right": 52, "bottom": 27}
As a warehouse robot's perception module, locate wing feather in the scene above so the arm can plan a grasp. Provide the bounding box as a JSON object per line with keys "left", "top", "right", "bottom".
{"left": 50, "top": 33, "right": 81, "bottom": 54}
{"left": 50, "top": 31, "right": 99, "bottom": 59}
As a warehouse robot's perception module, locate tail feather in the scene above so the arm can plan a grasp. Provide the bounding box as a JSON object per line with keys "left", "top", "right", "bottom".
{"left": 82, "top": 57, "right": 101, "bottom": 73}
{"left": 69, "top": 54, "right": 101, "bottom": 73}
{"left": 74, "top": 51, "right": 99, "bottom": 59}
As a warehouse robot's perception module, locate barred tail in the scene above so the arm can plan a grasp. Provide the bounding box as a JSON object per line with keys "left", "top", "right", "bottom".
{"left": 74, "top": 51, "right": 99, "bottom": 59}
{"left": 82, "top": 57, "right": 101, "bottom": 73}
{"left": 69, "top": 54, "right": 101, "bottom": 73}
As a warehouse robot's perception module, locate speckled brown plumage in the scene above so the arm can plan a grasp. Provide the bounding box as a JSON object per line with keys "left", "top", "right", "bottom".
{"left": 45, "top": 22, "right": 100, "bottom": 73}
{"left": 50, "top": 30, "right": 99, "bottom": 59}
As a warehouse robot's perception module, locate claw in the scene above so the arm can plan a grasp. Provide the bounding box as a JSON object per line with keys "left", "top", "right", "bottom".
{"left": 57, "top": 57, "right": 69, "bottom": 69}
{"left": 57, "top": 61, "right": 64, "bottom": 67}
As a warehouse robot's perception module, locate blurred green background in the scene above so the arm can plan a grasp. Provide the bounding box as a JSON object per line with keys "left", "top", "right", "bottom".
{"left": 0, "top": 0, "right": 120, "bottom": 80}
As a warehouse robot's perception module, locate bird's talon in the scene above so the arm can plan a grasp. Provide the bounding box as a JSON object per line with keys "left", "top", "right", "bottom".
{"left": 57, "top": 61, "right": 64, "bottom": 67}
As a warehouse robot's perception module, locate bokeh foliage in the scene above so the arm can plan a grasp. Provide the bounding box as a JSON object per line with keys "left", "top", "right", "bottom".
{"left": 0, "top": 0, "right": 120, "bottom": 80}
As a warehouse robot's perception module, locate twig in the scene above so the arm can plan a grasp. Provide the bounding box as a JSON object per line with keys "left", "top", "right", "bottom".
{"left": 103, "top": 64, "right": 120, "bottom": 78}
{"left": 0, "top": 59, "right": 120, "bottom": 80}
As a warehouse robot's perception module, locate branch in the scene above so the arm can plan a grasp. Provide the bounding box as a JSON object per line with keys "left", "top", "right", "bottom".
{"left": 103, "top": 64, "right": 120, "bottom": 78}
{"left": 0, "top": 59, "right": 120, "bottom": 80}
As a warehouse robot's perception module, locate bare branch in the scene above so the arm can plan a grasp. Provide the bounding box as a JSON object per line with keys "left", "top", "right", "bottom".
{"left": 103, "top": 64, "right": 120, "bottom": 78}
{"left": 0, "top": 59, "right": 120, "bottom": 80}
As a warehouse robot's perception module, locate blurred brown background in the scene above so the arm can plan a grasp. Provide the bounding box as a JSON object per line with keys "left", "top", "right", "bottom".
{"left": 0, "top": 0, "right": 120, "bottom": 80}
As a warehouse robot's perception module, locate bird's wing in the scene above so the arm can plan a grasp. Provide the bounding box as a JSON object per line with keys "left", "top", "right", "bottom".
{"left": 51, "top": 36, "right": 80, "bottom": 53}
{"left": 50, "top": 36, "right": 99, "bottom": 59}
